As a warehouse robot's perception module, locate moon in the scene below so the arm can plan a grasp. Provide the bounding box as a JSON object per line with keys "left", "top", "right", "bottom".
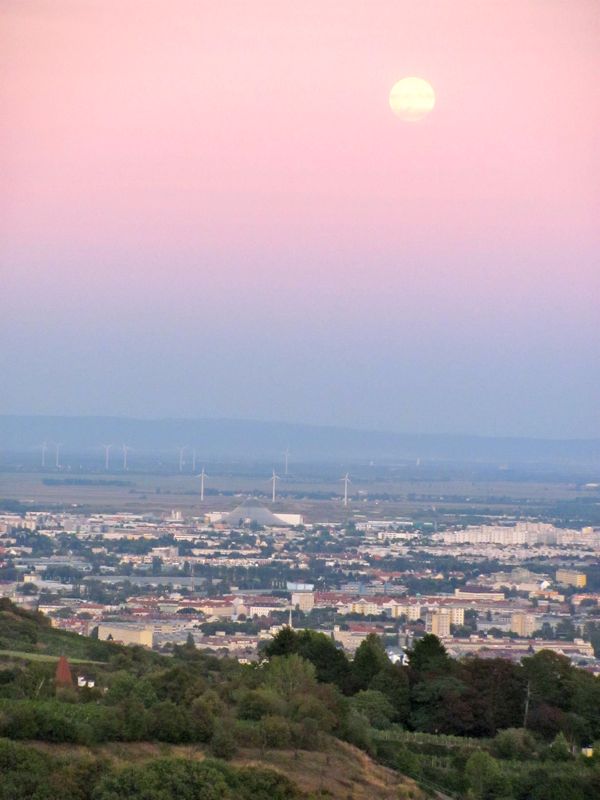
{"left": 389, "top": 77, "right": 435, "bottom": 122}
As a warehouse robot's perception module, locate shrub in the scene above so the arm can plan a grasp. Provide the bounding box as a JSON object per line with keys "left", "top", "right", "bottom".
{"left": 211, "top": 720, "right": 238, "bottom": 759}
{"left": 260, "top": 715, "right": 292, "bottom": 748}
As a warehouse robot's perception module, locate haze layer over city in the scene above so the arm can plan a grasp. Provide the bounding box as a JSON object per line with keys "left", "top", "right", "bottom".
{"left": 1, "top": 3, "right": 599, "bottom": 800}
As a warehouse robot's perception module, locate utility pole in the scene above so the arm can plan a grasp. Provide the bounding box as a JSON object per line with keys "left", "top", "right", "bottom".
{"left": 523, "top": 680, "right": 531, "bottom": 729}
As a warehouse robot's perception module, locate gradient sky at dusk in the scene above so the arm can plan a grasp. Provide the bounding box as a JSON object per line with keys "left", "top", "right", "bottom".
{"left": 1, "top": 1, "right": 599, "bottom": 437}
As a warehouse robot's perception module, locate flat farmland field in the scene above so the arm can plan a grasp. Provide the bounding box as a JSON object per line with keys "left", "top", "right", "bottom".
{"left": 0, "top": 468, "right": 595, "bottom": 523}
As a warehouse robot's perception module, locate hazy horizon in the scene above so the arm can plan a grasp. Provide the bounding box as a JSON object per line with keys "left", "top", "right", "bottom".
{"left": 1, "top": 412, "right": 600, "bottom": 443}
{"left": 2, "top": 1, "right": 599, "bottom": 439}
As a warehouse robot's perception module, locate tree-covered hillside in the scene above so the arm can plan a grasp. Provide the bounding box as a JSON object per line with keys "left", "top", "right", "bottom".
{"left": 1, "top": 600, "right": 600, "bottom": 799}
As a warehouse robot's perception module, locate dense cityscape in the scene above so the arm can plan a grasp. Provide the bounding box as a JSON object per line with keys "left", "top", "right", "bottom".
{"left": 3, "top": 505, "right": 600, "bottom": 669}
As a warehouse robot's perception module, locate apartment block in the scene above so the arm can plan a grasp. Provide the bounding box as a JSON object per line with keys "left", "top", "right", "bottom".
{"left": 556, "top": 569, "right": 586, "bottom": 588}
{"left": 426, "top": 609, "right": 451, "bottom": 638}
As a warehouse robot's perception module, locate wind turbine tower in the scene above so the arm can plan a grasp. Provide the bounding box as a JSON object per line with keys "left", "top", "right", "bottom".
{"left": 103, "top": 444, "right": 112, "bottom": 471}
{"left": 341, "top": 472, "right": 351, "bottom": 507}
{"left": 191, "top": 448, "right": 197, "bottom": 473}
{"left": 41, "top": 442, "right": 47, "bottom": 468}
{"left": 283, "top": 447, "right": 290, "bottom": 476}
{"left": 271, "top": 470, "right": 280, "bottom": 504}
{"left": 54, "top": 443, "right": 62, "bottom": 469}
{"left": 197, "top": 467, "right": 207, "bottom": 502}
{"left": 122, "top": 444, "right": 130, "bottom": 471}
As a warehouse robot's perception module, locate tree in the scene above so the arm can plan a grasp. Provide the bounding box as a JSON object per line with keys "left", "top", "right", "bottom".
{"left": 350, "top": 690, "right": 394, "bottom": 729}
{"left": 523, "top": 650, "right": 574, "bottom": 710}
{"left": 265, "top": 654, "right": 317, "bottom": 700}
{"left": 210, "top": 720, "right": 237, "bottom": 759}
{"left": 408, "top": 634, "right": 452, "bottom": 680}
{"left": 370, "top": 663, "right": 410, "bottom": 722}
{"left": 548, "top": 731, "right": 572, "bottom": 761}
{"left": 460, "top": 657, "right": 525, "bottom": 736}
{"left": 148, "top": 701, "right": 190, "bottom": 743}
{"left": 260, "top": 715, "right": 291, "bottom": 748}
{"left": 189, "top": 697, "right": 215, "bottom": 742}
{"left": 264, "top": 626, "right": 297, "bottom": 657}
{"left": 493, "top": 727, "right": 537, "bottom": 760}
{"left": 410, "top": 676, "right": 473, "bottom": 734}
{"left": 465, "top": 750, "right": 507, "bottom": 799}
{"left": 294, "top": 630, "right": 351, "bottom": 689}
{"left": 351, "top": 634, "right": 389, "bottom": 690}
{"left": 238, "top": 689, "right": 286, "bottom": 721}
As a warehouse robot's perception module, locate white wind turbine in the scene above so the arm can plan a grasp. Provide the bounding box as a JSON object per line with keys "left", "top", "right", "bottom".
{"left": 196, "top": 467, "right": 208, "bottom": 502}
{"left": 54, "top": 443, "right": 62, "bottom": 469}
{"left": 283, "top": 446, "right": 290, "bottom": 476}
{"left": 270, "top": 470, "right": 280, "bottom": 503}
{"left": 102, "top": 444, "right": 112, "bottom": 471}
{"left": 191, "top": 448, "right": 197, "bottom": 473}
{"left": 41, "top": 441, "right": 48, "bottom": 468}
{"left": 341, "top": 472, "right": 351, "bottom": 507}
{"left": 122, "top": 444, "right": 131, "bottom": 471}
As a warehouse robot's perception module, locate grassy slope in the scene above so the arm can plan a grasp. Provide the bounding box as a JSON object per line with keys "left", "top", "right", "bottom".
{"left": 28, "top": 740, "right": 427, "bottom": 800}
{"left": 0, "top": 601, "right": 123, "bottom": 662}
{"left": 0, "top": 649, "right": 104, "bottom": 664}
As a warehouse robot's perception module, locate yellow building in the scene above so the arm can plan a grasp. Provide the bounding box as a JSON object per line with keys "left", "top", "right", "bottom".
{"left": 510, "top": 612, "right": 537, "bottom": 638}
{"left": 349, "top": 599, "right": 380, "bottom": 616}
{"left": 450, "top": 607, "right": 465, "bottom": 626}
{"left": 291, "top": 591, "right": 315, "bottom": 612}
{"left": 426, "top": 610, "right": 451, "bottom": 638}
{"left": 97, "top": 623, "right": 154, "bottom": 648}
{"left": 556, "top": 569, "right": 586, "bottom": 588}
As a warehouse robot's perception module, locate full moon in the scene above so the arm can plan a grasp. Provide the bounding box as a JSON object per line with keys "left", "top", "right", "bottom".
{"left": 389, "top": 77, "right": 435, "bottom": 122}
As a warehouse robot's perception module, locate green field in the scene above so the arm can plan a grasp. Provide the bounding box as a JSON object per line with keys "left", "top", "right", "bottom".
{"left": 0, "top": 649, "right": 103, "bottom": 665}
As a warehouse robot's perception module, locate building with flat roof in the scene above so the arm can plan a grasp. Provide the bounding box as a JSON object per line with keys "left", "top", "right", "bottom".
{"left": 291, "top": 591, "right": 314, "bottom": 612}
{"left": 556, "top": 569, "right": 586, "bottom": 588}
{"left": 510, "top": 611, "right": 537, "bottom": 638}
{"left": 97, "top": 623, "right": 153, "bottom": 648}
{"left": 426, "top": 609, "right": 451, "bottom": 638}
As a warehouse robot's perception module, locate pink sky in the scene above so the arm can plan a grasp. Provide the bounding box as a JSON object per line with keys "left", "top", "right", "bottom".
{"left": 1, "top": 1, "right": 599, "bottom": 435}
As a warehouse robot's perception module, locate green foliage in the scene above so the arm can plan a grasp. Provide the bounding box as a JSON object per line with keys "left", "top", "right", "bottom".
{"left": 0, "top": 699, "right": 120, "bottom": 744}
{"left": 492, "top": 727, "right": 537, "bottom": 760}
{"left": 259, "top": 714, "right": 292, "bottom": 748}
{"left": 461, "top": 657, "right": 526, "bottom": 737}
{"left": 351, "top": 634, "right": 389, "bottom": 690}
{"left": 237, "top": 688, "right": 285, "bottom": 721}
{"left": 211, "top": 719, "right": 238, "bottom": 759}
{"left": 408, "top": 634, "right": 452, "bottom": 679}
{"left": 189, "top": 696, "right": 216, "bottom": 742}
{"left": 369, "top": 663, "right": 410, "bottom": 722}
{"left": 264, "top": 628, "right": 350, "bottom": 689}
{"left": 547, "top": 731, "right": 572, "bottom": 761}
{"left": 105, "top": 672, "right": 158, "bottom": 707}
{"left": 92, "top": 757, "right": 301, "bottom": 800}
{"left": 464, "top": 750, "right": 508, "bottom": 799}
{"left": 338, "top": 708, "right": 373, "bottom": 753}
{"left": 350, "top": 690, "right": 395, "bottom": 729}
{"left": 1, "top": 603, "right": 600, "bottom": 800}
{"left": 410, "top": 676, "right": 472, "bottom": 734}
{"left": 0, "top": 598, "right": 124, "bottom": 662}
{"left": 264, "top": 654, "right": 317, "bottom": 700}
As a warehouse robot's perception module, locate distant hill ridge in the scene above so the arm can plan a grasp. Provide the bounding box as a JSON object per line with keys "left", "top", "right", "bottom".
{"left": 0, "top": 414, "right": 598, "bottom": 463}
